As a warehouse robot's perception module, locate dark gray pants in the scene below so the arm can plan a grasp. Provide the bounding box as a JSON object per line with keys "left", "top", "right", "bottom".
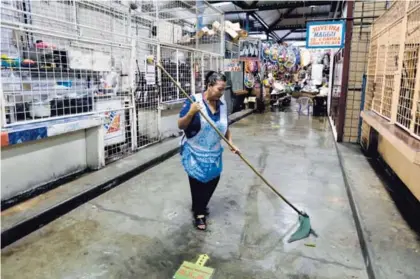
{"left": 189, "top": 176, "right": 220, "bottom": 216}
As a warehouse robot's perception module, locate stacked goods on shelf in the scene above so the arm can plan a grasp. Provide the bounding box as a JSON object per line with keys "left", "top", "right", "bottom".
{"left": 179, "top": 20, "right": 248, "bottom": 44}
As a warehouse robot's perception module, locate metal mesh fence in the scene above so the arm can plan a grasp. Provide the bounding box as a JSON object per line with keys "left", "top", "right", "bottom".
{"left": 373, "top": 44, "right": 386, "bottom": 113}
{"left": 382, "top": 21, "right": 402, "bottom": 119}
{"left": 1, "top": 0, "right": 224, "bottom": 164}
{"left": 134, "top": 41, "right": 159, "bottom": 152}
{"left": 193, "top": 51, "right": 203, "bottom": 93}
{"left": 339, "top": 1, "right": 388, "bottom": 142}
{"left": 366, "top": 39, "right": 378, "bottom": 111}
{"left": 1, "top": 0, "right": 134, "bottom": 129}
{"left": 134, "top": 0, "right": 224, "bottom": 56}
{"left": 397, "top": 6, "right": 420, "bottom": 133}
{"left": 364, "top": 1, "right": 420, "bottom": 140}
{"left": 160, "top": 46, "right": 193, "bottom": 103}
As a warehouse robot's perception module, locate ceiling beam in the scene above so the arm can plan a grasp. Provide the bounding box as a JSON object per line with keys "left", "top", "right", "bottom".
{"left": 231, "top": 1, "right": 249, "bottom": 9}
{"left": 328, "top": 1, "right": 338, "bottom": 18}
{"left": 268, "top": 8, "right": 295, "bottom": 31}
{"left": 251, "top": 1, "right": 331, "bottom": 11}
{"left": 223, "top": 9, "right": 258, "bottom": 15}
{"left": 224, "top": 11, "right": 330, "bottom": 19}
{"left": 283, "top": 38, "right": 306, "bottom": 41}
{"left": 278, "top": 29, "right": 295, "bottom": 41}
{"left": 250, "top": 1, "right": 259, "bottom": 8}
{"left": 335, "top": 0, "right": 344, "bottom": 18}
{"left": 250, "top": 12, "right": 280, "bottom": 41}
{"left": 231, "top": 1, "right": 281, "bottom": 41}
{"left": 261, "top": 24, "right": 307, "bottom": 32}
{"left": 291, "top": 29, "right": 306, "bottom": 33}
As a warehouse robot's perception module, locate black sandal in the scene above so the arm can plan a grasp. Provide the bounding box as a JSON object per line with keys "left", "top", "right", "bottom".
{"left": 191, "top": 207, "right": 210, "bottom": 216}
{"left": 194, "top": 215, "right": 207, "bottom": 230}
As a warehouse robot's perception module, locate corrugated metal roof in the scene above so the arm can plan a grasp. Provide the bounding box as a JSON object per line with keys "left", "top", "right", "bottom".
{"left": 206, "top": 1, "right": 338, "bottom": 39}
{"left": 255, "top": 10, "right": 281, "bottom": 26}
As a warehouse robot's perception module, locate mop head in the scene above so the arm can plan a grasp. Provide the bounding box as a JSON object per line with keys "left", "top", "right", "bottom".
{"left": 288, "top": 214, "right": 312, "bottom": 243}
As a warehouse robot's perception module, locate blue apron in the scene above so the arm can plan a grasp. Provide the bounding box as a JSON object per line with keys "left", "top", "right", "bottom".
{"left": 180, "top": 93, "right": 228, "bottom": 183}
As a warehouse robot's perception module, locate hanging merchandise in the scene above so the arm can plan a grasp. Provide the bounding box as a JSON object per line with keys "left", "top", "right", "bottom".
{"left": 277, "top": 45, "right": 287, "bottom": 65}
{"left": 239, "top": 39, "right": 260, "bottom": 61}
{"left": 244, "top": 60, "right": 260, "bottom": 89}
{"left": 261, "top": 41, "right": 272, "bottom": 60}
{"left": 300, "top": 48, "right": 312, "bottom": 67}
{"left": 278, "top": 64, "right": 286, "bottom": 74}
{"left": 269, "top": 44, "right": 278, "bottom": 64}
{"left": 284, "top": 48, "right": 297, "bottom": 70}
{"left": 261, "top": 42, "right": 301, "bottom": 76}
{"left": 265, "top": 62, "right": 278, "bottom": 72}
{"left": 244, "top": 73, "right": 255, "bottom": 89}
{"left": 245, "top": 61, "right": 258, "bottom": 74}
{"left": 292, "top": 46, "right": 301, "bottom": 66}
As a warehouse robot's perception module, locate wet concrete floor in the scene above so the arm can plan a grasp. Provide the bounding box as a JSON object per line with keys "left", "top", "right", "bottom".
{"left": 1, "top": 110, "right": 368, "bottom": 279}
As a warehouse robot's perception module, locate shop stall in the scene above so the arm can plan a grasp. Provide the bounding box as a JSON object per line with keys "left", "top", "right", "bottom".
{"left": 260, "top": 41, "right": 302, "bottom": 108}
{"left": 0, "top": 0, "right": 226, "bottom": 203}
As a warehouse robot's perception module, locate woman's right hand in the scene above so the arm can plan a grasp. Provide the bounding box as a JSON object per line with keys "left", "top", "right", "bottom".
{"left": 188, "top": 102, "right": 201, "bottom": 116}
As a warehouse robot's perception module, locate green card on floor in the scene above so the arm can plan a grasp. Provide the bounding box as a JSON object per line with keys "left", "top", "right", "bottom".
{"left": 173, "top": 261, "right": 214, "bottom": 279}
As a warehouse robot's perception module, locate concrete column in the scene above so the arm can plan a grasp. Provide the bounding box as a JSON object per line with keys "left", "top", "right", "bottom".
{"left": 86, "top": 125, "right": 105, "bottom": 170}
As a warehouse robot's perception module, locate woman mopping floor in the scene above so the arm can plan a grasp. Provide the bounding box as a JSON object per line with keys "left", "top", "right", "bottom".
{"left": 178, "top": 71, "right": 239, "bottom": 230}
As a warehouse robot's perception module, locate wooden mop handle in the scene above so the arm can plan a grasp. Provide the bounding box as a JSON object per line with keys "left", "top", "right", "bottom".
{"left": 156, "top": 64, "right": 302, "bottom": 215}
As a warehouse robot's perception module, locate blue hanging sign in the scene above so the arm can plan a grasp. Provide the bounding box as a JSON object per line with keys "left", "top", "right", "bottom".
{"left": 306, "top": 21, "right": 346, "bottom": 49}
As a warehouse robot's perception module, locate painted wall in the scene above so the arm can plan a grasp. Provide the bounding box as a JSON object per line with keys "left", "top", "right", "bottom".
{"left": 361, "top": 120, "right": 420, "bottom": 201}
{"left": 161, "top": 112, "right": 182, "bottom": 139}
{"left": 1, "top": 130, "right": 87, "bottom": 201}
{"left": 378, "top": 136, "right": 420, "bottom": 201}
{"left": 160, "top": 103, "right": 183, "bottom": 140}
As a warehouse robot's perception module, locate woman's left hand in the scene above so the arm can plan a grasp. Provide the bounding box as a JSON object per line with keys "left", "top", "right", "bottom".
{"left": 229, "top": 141, "right": 240, "bottom": 154}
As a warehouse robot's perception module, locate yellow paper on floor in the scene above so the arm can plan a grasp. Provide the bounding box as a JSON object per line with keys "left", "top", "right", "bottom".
{"left": 173, "top": 254, "right": 214, "bottom": 279}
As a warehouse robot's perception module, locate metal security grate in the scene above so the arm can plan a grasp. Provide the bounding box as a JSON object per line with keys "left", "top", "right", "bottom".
{"left": 409, "top": 0, "right": 420, "bottom": 11}
{"left": 365, "top": 39, "right": 378, "bottom": 111}
{"left": 134, "top": 41, "right": 159, "bottom": 151}
{"left": 160, "top": 46, "right": 193, "bottom": 103}
{"left": 407, "top": 7, "right": 420, "bottom": 136}
{"left": 193, "top": 51, "right": 203, "bottom": 93}
{"left": 373, "top": 44, "right": 386, "bottom": 113}
{"left": 0, "top": 0, "right": 225, "bottom": 165}
{"left": 382, "top": 22, "right": 402, "bottom": 119}
{"left": 396, "top": 9, "right": 420, "bottom": 131}
{"left": 364, "top": 2, "right": 420, "bottom": 140}
{"left": 203, "top": 53, "right": 211, "bottom": 87}
{"left": 0, "top": 0, "right": 134, "bottom": 128}
{"left": 372, "top": 0, "right": 405, "bottom": 38}
{"left": 134, "top": 0, "right": 224, "bottom": 56}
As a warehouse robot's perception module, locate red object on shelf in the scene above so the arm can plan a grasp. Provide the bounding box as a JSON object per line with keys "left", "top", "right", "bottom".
{"left": 35, "top": 40, "right": 56, "bottom": 49}
{"left": 1, "top": 132, "right": 9, "bottom": 147}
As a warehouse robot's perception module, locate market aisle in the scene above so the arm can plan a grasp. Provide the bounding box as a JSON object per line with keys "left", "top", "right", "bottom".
{"left": 1, "top": 110, "right": 368, "bottom": 279}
